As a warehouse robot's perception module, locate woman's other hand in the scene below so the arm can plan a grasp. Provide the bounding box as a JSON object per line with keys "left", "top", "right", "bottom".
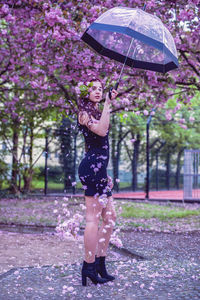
{"left": 107, "top": 175, "right": 114, "bottom": 189}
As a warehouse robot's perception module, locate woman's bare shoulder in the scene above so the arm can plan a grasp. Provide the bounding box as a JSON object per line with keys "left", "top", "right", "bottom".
{"left": 78, "top": 111, "right": 99, "bottom": 131}
{"left": 78, "top": 111, "right": 89, "bottom": 125}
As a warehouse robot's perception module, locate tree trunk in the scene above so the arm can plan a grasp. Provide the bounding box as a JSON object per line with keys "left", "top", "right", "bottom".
{"left": 113, "top": 123, "right": 122, "bottom": 192}
{"left": 111, "top": 116, "right": 118, "bottom": 191}
{"left": 23, "top": 124, "right": 34, "bottom": 193}
{"left": 111, "top": 119, "right": 130, "bottom": 192}
{"left": 72, "top": 130, "right": 78, "bottom": 194}
{"left": 23, "top": 168, "right": 33, "bottom": 193}
{"left": 155, "top": 141, "right": 166, "bottom": 190}
{"left": 131, "top": 134, "right": 141, "bottom": 191}
{"left": 165, "top": 151, "right": 170, "bottom": 190}
{"left": 59, "top": 118, "right": 74, "bottom": 192}
{"left": 175, "top": 148, "right": 184, "bottom": 189}
{"left": 115, "top": 134, "right": 121, "bottom": 191}
{"left": 10, "top": 120, "right": 19, "bottom": 194}
{"left": 156, "top": 152, "right": 159, "bottom": 190}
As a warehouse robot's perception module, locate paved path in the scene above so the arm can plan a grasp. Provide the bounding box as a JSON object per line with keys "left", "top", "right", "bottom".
{"left": 0, "top": 230, "right": 199, "bottom": 300}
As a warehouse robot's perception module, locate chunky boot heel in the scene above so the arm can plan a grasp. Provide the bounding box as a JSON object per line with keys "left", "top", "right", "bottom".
{"left": 82, "top": 274, "right": 87, "bottom": 286}
{"left": 81, "top": 261, "right": 109, "bottom": 286}
{"left": 95, "top": 256, "right": 115, "bottom": 281}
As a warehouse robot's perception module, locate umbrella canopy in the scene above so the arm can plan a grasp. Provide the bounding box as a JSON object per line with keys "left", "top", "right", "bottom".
{"left": 81, "top": 7, "right": 179, "bottom": 74}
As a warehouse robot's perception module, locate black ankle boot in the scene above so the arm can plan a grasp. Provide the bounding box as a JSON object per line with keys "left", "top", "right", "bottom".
{"left": 81, "top": 260, "right": 109, "bottom": 286}
{"left": 95, "top": 256, "right": 115, "bottom": 281}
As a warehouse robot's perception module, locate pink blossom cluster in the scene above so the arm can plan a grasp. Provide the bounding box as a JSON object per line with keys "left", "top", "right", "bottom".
{"left": 45, "top": 7, "right": 67, "bottom": 27}
{"left": 54, "top": 197, "right": 84, "bottom": 240}
{"left": 165, "top": 111, "right": 172, "bottom": 121}
{"left": 110, "top": 228, "right": 123, "bottom": 248}
{"left": 0, "top": 0, "right": 199, "bottom": 137}
{"left": 56, "top": 212, "right": 84, "bottom": 240}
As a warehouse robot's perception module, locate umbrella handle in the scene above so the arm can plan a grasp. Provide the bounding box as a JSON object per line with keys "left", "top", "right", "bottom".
{"left": 109, "top": 82, "right": 119, "bottom": 99}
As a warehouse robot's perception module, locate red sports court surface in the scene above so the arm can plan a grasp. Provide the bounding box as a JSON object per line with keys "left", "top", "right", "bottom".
{"left": 112, "top": 190, "right": 184, "bottom": 200}
{"left": 74, "top": 190, "right": 184, "bottom": 200}
{"left": 73, "top": 190, "right": 200, "bottom": 200}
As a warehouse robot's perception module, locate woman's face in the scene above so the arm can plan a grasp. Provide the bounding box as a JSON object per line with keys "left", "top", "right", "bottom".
{"left": 89, "top": 81, "right": 103, "bottom": 103}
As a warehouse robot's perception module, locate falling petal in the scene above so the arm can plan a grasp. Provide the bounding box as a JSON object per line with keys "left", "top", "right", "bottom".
{"left": 99, "top": 238, "right": 105, "bottom": 243}
{"left": 106, "top": 211, "right": 112, "bottom": 215}
{"left": 105, "top": 225, "right": 111, "bottom": 228}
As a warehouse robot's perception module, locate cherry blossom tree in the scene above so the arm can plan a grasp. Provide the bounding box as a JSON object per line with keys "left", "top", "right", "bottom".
{"left": 0, "top": 0, "right": 199, "bottom": 193}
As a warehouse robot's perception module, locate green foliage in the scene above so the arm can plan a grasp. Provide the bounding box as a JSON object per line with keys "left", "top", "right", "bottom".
{"left": 190, "top": 92, "right": 200, "bottom": 106}
{"left": 165, "top": 97, "right": 178, "bottom": 109}
{"left": 0, "top": 160, "right": 9, "bottom": 189}
{"left": 118, "top": 111, "right": 146, "bottom": 131}
{"left": 121, "top": 203, "right": 200, "bottom": 220}
{"left": 79, "top": 82, "right": 93, "bottom": 98}
{"left": 38, "top": 166, "right": 63, "bottom": 183}
{"left": 32, "top": 167, "right": 41, "bottom": 180}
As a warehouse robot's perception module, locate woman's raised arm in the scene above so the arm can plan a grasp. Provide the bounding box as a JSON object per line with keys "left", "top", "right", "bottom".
{"left": 78, "top": 89, "right": 118, "bottom": 137}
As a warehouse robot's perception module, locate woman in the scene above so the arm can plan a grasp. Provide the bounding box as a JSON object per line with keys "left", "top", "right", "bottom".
{"left": 77, "top": 77, "right": 118, "bottom": 286}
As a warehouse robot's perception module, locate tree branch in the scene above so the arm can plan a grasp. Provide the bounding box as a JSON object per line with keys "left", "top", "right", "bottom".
{"left": 117, "top": 130, "right": 131, "bottom": 148}
{"left": 123, "top": 141, "right": 132, "bottom": 161}
{"left": 179, "top": 49, "right": 200, "bottom": 77}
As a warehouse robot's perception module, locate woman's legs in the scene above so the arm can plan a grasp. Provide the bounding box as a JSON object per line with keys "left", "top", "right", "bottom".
{"left": 84, "top": 196, "right": 103, "bottom": 263}
{"left": 96, "top": 196, "right": 117, "bottom": 257}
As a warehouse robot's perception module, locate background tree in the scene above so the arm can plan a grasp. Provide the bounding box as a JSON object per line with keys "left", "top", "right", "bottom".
{"left": 58, "top": 117, "right": 78, "bottom": 192}
{"left": 0, "top": 0, "right": 199, "bottom": 194}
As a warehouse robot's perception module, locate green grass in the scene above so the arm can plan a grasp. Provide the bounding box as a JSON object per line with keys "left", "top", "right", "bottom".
{"left": 1, "top": 179, "right": 83, "bottom": 190}
{"left": 2, "top": 181, "right": 9, "bottom": 189}
{"left": 1, "top": 179, "right": 130, "bottom": 191}
{"left": 32, "top": 179, "right": 64, "bottom": 189}
{"left": 125, "top": 221, "right": 151, "bottom": 229}
{"left": 121, "top": 203, "right": 200, "bottom": 220}
{"left": 119, "top": 182, "right": 131, "bottom": 189}
{"left": 0, "top": 215, "right": 55, "bottom": 226}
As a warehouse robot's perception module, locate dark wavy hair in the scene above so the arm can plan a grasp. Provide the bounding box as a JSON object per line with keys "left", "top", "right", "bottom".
{"left": 77, "top": 77, "right": 104, "bottom": 120}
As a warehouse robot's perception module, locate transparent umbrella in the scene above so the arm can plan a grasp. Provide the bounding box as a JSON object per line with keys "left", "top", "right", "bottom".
{"left": 81, "top": 6, "right": 179, "bottom": 89}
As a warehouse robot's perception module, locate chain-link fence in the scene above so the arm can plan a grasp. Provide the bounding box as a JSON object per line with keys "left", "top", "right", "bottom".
{"left": 184, "top": 150, "right": 200, "bottom": 201}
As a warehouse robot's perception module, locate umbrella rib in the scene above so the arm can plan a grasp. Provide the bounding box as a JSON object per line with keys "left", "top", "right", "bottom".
{"left": 118, "top": 37, "right": 134, "bottom": 86}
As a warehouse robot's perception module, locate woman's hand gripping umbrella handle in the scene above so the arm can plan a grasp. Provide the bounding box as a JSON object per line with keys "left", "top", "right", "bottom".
{"left": 109, "top": 82, "right": 119, "bottom": 100}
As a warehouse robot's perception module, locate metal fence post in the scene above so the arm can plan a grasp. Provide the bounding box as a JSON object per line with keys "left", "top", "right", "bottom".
{"left": 145, "top": 108, "right": 156, "bottom": 200}
{"left": 44, "top": 128, "right": 50, "bottom": 195}
{"left": 145, "top": 120, "right": 150, "bottom": 199}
